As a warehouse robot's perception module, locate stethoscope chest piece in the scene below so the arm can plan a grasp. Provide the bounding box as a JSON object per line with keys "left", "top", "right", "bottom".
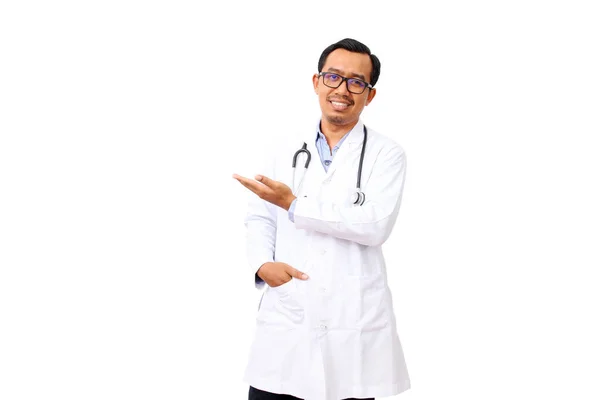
{"left": 351, "top": 190, "right": 366, "bottom": 206}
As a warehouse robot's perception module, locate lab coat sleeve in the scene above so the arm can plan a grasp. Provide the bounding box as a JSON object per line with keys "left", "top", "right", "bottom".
{"left": 292, "top": 145, "right": 406, "bottom": 247}
{"left": 288, "top": 198, "right": 297, "bottom": 222}
{"left": 244, "top": 154, "right": 279, "bottom": 289}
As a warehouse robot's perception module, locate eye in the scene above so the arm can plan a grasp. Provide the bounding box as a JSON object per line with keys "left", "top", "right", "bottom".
{"left": 326, "top": 73, "right": 341, "bottom": 81}
{"left": 349, "top": 79, "right": 366, "bottom": 88}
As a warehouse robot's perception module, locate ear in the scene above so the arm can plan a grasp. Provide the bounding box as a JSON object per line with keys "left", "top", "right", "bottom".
{"left": 365, "top": 88, "right": 377, "bottom": 106}
{"left": 312, "top": 73, "right": 320, "bottom": 94}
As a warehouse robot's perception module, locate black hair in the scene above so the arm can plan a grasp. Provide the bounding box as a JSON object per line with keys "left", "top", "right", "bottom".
{"left": 317, "top": 38, "right": 381, "bottom": 87}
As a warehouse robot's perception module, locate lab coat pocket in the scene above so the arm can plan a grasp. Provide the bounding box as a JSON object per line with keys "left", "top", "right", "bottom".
{"left": 270, "top": 278, "right": 304, "bottom": 325}
{"left": 346, "top": 274, "right": 388, "bottom": 331}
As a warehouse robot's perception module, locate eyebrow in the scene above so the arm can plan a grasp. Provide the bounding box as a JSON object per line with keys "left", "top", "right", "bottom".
{"left": 327, "top": 68, "right": 367, "bottom": 82}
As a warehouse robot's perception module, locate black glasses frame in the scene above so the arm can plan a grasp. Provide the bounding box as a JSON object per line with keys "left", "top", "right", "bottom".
{"left": 318, "top": 72, "right": 373, "bottom": 94}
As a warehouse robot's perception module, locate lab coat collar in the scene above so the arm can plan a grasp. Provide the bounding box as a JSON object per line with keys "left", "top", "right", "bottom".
{"left": 303, "top": 119, "right": 366, "bottom": 182}
{"left": 310, "top": 119, "right": 366, "bottom": 145}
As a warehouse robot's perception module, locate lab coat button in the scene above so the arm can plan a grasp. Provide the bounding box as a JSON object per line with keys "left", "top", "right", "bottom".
{"left": 319, "top": 324, "right": 327, "bottom": 331}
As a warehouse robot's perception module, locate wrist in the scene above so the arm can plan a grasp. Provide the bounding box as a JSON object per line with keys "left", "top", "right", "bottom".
{"left": 257, "top": 262, "right": 271, "bottom": 280}
{"left": 285, "top": 195, "right": 297, "bottom": 211}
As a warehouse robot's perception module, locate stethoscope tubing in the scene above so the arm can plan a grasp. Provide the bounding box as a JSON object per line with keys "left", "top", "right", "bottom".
{"left": 292, "top": 126, "right": 368, "bottom": 205}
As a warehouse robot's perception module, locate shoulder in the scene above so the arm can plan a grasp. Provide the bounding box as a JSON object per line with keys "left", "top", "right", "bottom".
{"left": 365, "top": 125, "right": 406, "bottom": 162}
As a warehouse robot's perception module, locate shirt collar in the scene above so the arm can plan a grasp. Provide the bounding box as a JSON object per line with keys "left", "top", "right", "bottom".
{"left": 315, "top": 122, "right": 352, "bottom": 150}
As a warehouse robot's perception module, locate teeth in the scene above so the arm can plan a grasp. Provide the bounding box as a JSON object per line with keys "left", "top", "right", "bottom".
{"left": 332, "top": 101, "right": 349, "bottom": 108}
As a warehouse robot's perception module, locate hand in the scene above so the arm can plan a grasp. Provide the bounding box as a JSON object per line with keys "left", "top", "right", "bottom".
{"left": 233, "top": 174, "right": 296, "bottom": 210}
{"left": 257, "top": 262, "right": 309, "bottom": 288}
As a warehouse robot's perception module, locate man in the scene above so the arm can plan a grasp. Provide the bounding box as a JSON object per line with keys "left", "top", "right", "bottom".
{"left": 233, "top": 38, "right": 410, "bottom": 400}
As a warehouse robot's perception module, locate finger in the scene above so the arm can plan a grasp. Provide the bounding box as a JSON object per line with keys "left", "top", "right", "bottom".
{"left": 285, "top": 265, "right": 309, "bottom": 280}
{"left": 236, "top": 179, "right": 259, "bottom": 194}
{"left": 233, "top": 174, "right": 254, "bottom": 185}
{"left": 235, "top": 174, "right": 266, "bottom": 190}
{"left": 234, "top": 175, "right": 264, "bottom": 194}
{"left": 255, "top": 175, "right": 274, "bottom": 187}
{"left": 257, "top": 175, "right": 293, "bottom": 195}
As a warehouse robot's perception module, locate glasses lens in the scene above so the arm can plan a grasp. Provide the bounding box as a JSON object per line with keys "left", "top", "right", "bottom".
{"left": 347, "top": 78, "right": 367, "bottom": 94}
{"left": 323, "top": 73, "right": 342, "bottom": 88}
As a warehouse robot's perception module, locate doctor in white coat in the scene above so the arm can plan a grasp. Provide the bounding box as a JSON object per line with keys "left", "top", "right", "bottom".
{"left": 233, "top": 38, "right": 410, "bottom": 400}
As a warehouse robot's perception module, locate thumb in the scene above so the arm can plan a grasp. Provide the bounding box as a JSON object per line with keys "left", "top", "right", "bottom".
{"left": 286, "top": 265, "right": 309, "bottom": 280}
{"left": 255, "top": 175, "right": 273, "bottom": 186}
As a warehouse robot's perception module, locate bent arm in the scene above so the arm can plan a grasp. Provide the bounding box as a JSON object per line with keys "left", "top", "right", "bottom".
{"left": 292, "top": 146, "right": 406, "bottom": 246}
{"left": 244, "top": 157, "right": 278, "bottom": 288}
{"left": 245, "top": 200, "right": 277, "bottom": 288}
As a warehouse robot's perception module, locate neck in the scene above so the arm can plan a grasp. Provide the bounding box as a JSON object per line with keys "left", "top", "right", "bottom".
{"left": 320, "top": 119, "right": 358, "bottom": 147}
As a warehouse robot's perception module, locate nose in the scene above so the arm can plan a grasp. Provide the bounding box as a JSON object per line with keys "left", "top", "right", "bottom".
{"left": 333, "top": 78, "right": 351, "bottom": 95}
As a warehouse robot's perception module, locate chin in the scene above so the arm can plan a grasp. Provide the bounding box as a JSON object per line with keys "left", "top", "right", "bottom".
{"left": 325, "top": 114, "right": 349, "bottom": 125}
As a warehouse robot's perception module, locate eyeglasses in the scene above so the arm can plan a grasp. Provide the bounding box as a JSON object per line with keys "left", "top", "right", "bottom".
{"left": 318, "top": 72, "right": 373, "bottom": 94}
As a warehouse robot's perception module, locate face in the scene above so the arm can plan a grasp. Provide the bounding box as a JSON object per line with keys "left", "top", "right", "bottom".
{"left": 313, "top": 48, "right": 377, "bottom": 132}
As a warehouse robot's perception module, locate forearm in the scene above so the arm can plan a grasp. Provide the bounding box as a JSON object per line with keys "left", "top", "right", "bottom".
{"left": 245, "top": 191, "right": 278, "bottom": 287}
{"left": 292, "top": 148, "right": 406, "bottom": 246}
{"left": 292, "top": 197, "right": 401, "bottom": 246}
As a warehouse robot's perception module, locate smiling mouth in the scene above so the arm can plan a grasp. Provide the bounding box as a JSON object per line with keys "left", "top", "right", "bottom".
{"left": 329, "top": 100, "right": 351, "bottom": 111}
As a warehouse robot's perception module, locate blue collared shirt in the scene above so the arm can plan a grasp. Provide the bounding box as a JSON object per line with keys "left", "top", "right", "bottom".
{"left": 287, "top": 127, "right": 351, "bottom": 222}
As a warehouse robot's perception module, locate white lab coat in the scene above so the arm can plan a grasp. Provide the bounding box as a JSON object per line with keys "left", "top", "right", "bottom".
{"left": 243, "top": 120, "right": 410, "bottom": 400}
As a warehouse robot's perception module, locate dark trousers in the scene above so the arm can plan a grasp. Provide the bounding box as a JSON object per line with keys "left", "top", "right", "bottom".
{"left": 248, "top": 386, "right": 374, "bottom": 400}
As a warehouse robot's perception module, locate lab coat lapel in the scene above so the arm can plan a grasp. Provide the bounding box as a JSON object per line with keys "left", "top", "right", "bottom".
{"left": 322, "top": 122, "right": 365, "bottom": 184}
{"left": 296, "top": 120, "right": 365, "bottom": 197}
{"left": 294, "top": 130, "right": 324, "bottom": 198}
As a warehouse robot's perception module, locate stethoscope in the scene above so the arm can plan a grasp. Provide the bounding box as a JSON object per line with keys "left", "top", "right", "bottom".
{"left": 292, "top": 126, "right": 368, "bottom": 206}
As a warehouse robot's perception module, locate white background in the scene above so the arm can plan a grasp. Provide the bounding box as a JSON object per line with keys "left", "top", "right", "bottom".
{"left": 1, "top": 1, "right": 599, "bottom": 399}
